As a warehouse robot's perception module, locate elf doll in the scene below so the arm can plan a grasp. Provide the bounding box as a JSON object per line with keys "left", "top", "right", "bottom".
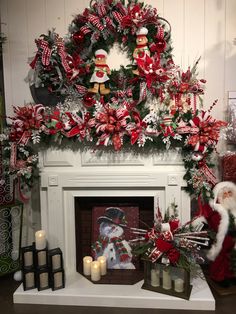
{"left": 133, "top": 27, "right": 150, "bottom": 75}
{"left": 88, "top": 49, "right": 111, "bottom": 95}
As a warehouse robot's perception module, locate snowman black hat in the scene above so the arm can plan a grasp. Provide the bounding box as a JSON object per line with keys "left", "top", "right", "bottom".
{"left": 97, "top": 207, "right": 127, "bottom": 226}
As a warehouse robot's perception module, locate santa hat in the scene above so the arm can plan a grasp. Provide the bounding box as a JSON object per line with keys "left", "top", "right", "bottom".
{"left": 95, "top": 49, "right": 108, "bottom": 58}
{"left": 207, "top": 181, "right": 236, "bottom": 261}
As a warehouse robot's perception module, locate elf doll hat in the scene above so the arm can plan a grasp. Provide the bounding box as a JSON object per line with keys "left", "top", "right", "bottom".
{"left": 97, "top": 207, "right": 127, "bottom": 226}
{"left": 95, "top": 49, "right": 107, "bottom": 58}
{"left": 136, "top": 27, "right": 148, "bottom": 36}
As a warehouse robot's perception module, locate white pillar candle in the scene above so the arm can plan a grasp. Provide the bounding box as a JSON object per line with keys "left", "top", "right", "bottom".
{"left": 162, "top": 268, "right": 172, "bottom": 290}
{"left": 97, "top": 256, "right": 107, "bottom": 276}
{"left": 25, "top": 272, "right": 34, "bottom": 288}
{"left": 35, "top": 230, "right": 46, "bottom": 250}
{"left": 52, "top": 254, "right": 61, "bottom": 270}
{"left": 54, "top": 272, "right": 63, "bottom": 288}
{"left": 174, "top": 278, "right": 184, "bottom": 293}
{"left": 24, "top": 251, "right": 33, "bottom": 267}
{"left": 91, "top": 261, "right": 101, "bottom": 281}
{"left": 151, "top": 268, "right": 160, "bottom": 287}
{"left": 40, "top": 272, "right": 49, "bottom": 288}
{"left": 37, "top": 251, "right": 47, "bottom": 266}
{"left": 83, "top": 256, "right": 93, "bottom": 276}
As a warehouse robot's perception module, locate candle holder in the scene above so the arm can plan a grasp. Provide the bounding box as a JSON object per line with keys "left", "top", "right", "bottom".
{"left": 21, "top": 243, "right": 35, "bottom": 269}
{"left": 36, "top": 267, "right": 50, "bottom": 291}
{"left": 142, "top": 260, "right": 192, "bottom": 300}
{"left": 35, "top": 247, "right": 48, "bottom": 269}
{"left": 51, "top": 269, "right": 65, "bottom": 290}
{"left": 48, "top": 248, "right": 63, "bottom": 271}
{"left": 22, "top": 269, "right": 36, "bottom": 291}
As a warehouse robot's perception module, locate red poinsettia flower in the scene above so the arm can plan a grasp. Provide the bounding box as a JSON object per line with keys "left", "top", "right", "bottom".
{"left": 168, "top": 248, "right": 180, "bottom": 264}
{"left": 169, "top": 219, "right": 180, "bottom": 232}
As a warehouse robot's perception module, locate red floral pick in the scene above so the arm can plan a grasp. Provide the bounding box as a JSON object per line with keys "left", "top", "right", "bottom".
{"left": 155, "top": 238, "right": 174, "bottom": 252}
{"left": 168, "top": 248, "right": 180, "bottom": 264}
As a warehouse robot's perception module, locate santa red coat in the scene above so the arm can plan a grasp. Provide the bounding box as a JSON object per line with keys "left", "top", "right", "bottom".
{"left": 201, "top": 201, "right": 236, "bottom": 282}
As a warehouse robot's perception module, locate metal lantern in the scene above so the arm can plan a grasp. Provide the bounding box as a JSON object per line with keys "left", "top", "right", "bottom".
{"left": 22, "top": 269, "right": 36, "bottom": 291}
{"left": 142, "top": 260, "right": 192, "bottom": 300}
{"left": 36, "top": 267, "right": 50, "bottom": 291}
{"left": 51, "top": 269, "right": 65, "bottom": 291}
{"left": 48, "top": 247, "right": 63, "bottom": 271}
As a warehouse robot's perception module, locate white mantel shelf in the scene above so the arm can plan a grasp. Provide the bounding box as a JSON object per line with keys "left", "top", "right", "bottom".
{"left": 14, "top": 272, "right": 215, "bottom": 310}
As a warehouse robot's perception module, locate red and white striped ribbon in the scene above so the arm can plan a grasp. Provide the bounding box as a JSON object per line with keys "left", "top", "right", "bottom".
{"left": 39, "top": 39, "right": 52, "bottom": 66}
{"left": 88, "top": 14, "right": 104, "bottom": 31}
{"left": 112, "top": 11, "right": 123, "bottom": 25}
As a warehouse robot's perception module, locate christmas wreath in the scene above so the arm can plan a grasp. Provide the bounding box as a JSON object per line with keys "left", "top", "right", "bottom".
{"left": 1, "top": 0, "right": 227, "bottom": 201}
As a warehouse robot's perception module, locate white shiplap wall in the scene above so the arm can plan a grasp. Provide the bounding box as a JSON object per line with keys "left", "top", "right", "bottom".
{"left": 1, "top": 0, "right": 236, "bottom": 121}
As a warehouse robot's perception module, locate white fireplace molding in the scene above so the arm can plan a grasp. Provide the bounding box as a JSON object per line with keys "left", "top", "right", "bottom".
{"left": 14, "top": 149, "right": 215, "bottom": 310}
{"left": 38, "top": 148, "right": 191, "bottom": 274}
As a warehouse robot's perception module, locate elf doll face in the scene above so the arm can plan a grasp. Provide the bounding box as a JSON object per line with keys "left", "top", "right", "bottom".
{"left": 95, "top": 55, "right": 107, "bottom": 65}
{"left": 136, "top": 35, "right": 148, "bottom": 45}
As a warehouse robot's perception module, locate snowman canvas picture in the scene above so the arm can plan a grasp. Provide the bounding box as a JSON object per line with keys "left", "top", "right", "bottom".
{"left": 92, "top": 207, "right": 137, "bottom": 269}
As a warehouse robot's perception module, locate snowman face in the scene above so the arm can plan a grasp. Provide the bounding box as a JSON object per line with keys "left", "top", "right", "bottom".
{"left": 99, "top": 222, "right": 124, "bottom": 238}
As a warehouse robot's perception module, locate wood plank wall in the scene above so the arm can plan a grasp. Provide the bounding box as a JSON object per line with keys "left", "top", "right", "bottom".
{"left": 1, "top": 0, "right": 236, "bottom": 121}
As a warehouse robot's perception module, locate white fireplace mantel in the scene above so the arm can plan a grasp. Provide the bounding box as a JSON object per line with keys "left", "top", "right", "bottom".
{"left": 14, "top": 148, "right": 215, "bottom": 310}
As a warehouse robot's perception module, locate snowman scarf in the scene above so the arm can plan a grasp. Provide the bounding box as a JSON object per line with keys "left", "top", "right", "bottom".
{"left": 92, "top": 236, "right": 130, "bottom": 262}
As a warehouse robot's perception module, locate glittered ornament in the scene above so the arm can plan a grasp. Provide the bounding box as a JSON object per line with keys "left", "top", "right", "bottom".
{"left": 83, "top": 93, "right": 96, "bottom": 107}
{"left": 155, "top": 39, "right": 166, "bottom": 53}
{"left": 72, "top": 32, "right": 84, "bottom": 45}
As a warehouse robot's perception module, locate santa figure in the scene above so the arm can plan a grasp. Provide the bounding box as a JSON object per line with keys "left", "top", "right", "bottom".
{"left": 197, "top": 181, "right": 236, "bottom": 286}
{"left": 92, "top": 207, "right": 135, "bottom": 269}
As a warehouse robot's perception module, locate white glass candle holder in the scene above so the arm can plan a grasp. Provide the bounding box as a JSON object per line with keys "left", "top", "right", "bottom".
{"left": 83, "top": 256, "right": 93, "bottom": 276}
{"left": 97, "top": 256, "right": 107, "bottom": 276}
{"left": 162, "top": 267, "right": 172, "bottom": 290}
{"left": 91, "top": 261, "right": 101, "bottom": 281}
{"left": 174, "top": 278, "right": 184, "bottom": 293}
{"left": 150, "top": 267, "right": 160, "bottom": 287}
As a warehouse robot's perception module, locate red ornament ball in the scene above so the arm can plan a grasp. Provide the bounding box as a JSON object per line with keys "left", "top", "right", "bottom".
{"left": 155, "top": 39, "right": 166, "bottom": 53}
{"left": 72, "top": 32, "right": 84, "bottom": 44}
{"left": 83, "top": 93, "right": 96, "bottom": 107}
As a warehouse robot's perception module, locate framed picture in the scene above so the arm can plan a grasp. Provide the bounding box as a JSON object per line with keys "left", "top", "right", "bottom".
{"left": 91, "top": 204, "right": 139, "bottom": 270}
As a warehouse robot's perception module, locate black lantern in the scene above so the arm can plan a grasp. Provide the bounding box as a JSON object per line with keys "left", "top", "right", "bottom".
{"left": 22, "top": 269, "right": 36, "bottom": 291}
{"left": 35, "top": 247, "right": 48, "bottom": 269}
{"left": 48, "top": 248, "right": 63, "bottom": 271}
{"left": 142, "top": 260, "right": 192, "bottom": 300}
{"left": 36, "top": 267, "right": 50, "bottom": 291}
{"left": 51, "top": 269, "right": 65, "bottom": 290}
{"left": 21, "top": 243, "right": 35, "bottom": 269}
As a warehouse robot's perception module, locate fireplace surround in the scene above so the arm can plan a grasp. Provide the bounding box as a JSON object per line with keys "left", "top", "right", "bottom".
{"left": 13, "top": 149, "right": 215, "bottom": 310}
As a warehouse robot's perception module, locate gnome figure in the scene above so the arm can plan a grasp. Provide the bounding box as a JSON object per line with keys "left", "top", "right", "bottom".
{"left": 92, "top": 207, "right": 135, "bottom": 269}
{"left": 133, "top": 27, "right": 150, "bottom": 75}
{"left": 88, "top": 49, "right": 111, "bottom": 95}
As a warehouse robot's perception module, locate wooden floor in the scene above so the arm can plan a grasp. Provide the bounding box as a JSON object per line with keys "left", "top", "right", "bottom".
{"left": 1, "top": 273, "right": 236, "bottom": 314}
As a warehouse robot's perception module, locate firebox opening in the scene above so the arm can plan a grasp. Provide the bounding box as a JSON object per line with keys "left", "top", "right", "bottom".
{"left": 75, "top": 196, "right": 154, "bottom": 283}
